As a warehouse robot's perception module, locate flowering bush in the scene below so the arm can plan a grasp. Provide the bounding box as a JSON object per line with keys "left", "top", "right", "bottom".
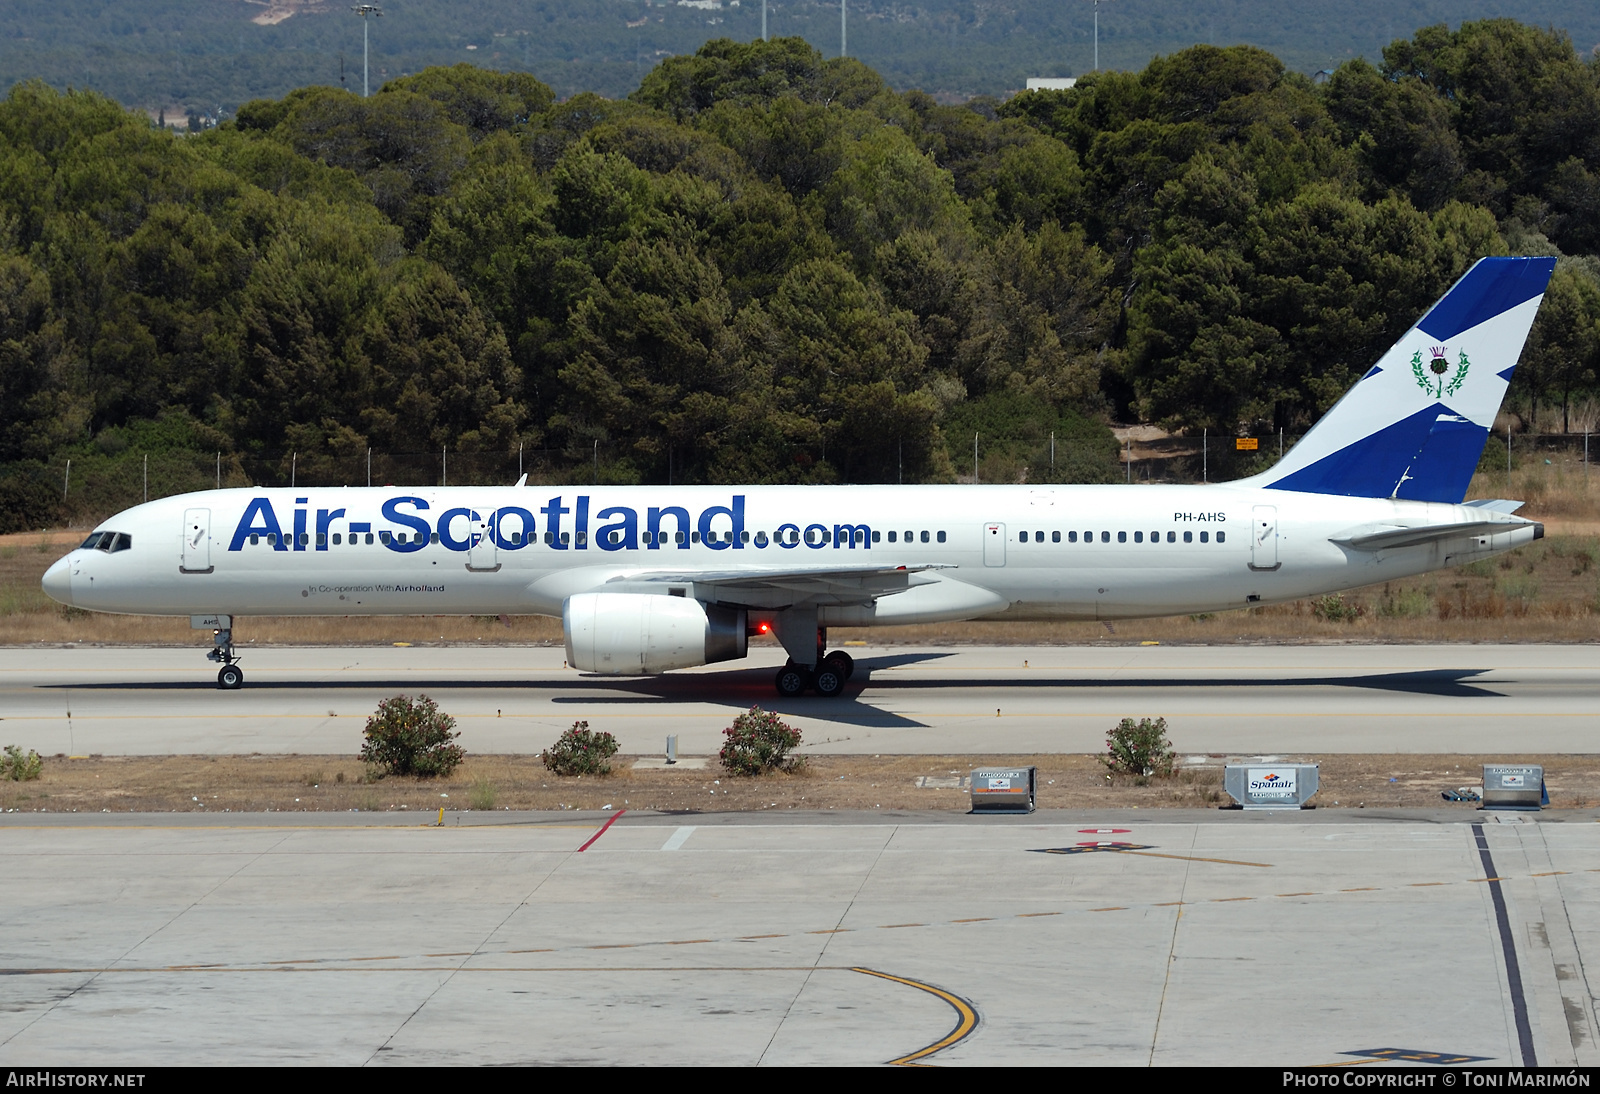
{"left": 718, "top": 706, "right": 803, "bottom": 776}
{"left": 542, "top": 720, "right": 619, "bottom": 776}
{"left": 1101, "top": 717, "right": 1175, "bottom": 780}
{"left": 360, "top": 694, "right": 465, "bottom": 778}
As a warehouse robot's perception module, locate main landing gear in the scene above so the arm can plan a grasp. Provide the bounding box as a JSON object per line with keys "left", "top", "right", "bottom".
{"left": 207, "top": 627, "right": 244, "bottom": 690}
{"left": 773, "top": 649, "right": 855, "bottom": 699}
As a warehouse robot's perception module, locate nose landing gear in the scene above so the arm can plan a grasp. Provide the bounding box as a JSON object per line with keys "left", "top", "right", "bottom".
{"left": 206, "top": 627, "right": 244, "bottom": 689}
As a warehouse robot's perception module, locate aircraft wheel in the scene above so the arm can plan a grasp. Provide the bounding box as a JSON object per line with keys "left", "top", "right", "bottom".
{"left": 825, "top": 650, "right": 855, "bottom": 680}
{"left": 217, "top": 665, "right": 244, "bottom": 690}
{"left": 774, "top": 664, "right": 809, "bottom": 698}
{"left": 812, "top": 665, "right": 846, "bottom": 698}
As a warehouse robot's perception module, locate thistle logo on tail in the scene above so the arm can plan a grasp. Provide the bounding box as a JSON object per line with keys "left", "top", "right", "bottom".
{"left": 1412, "top": 345, "right": 1470, "bottom": 399}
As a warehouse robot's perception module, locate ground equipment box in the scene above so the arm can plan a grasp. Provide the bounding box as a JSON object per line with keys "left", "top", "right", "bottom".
{"left": 1224, "top": 763, "right": 1319, "bottom": 809}
{"left": 1481, "top": 765, "right": 1544, "bottom": 810}
{"left": 969, "top": 767, "right": 1036, "bottom": 813}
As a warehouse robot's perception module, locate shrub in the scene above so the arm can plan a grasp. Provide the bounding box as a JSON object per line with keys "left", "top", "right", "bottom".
{"left": 1101, "top": 717, "right": 1175, "bottom": 780}
{"left": 1312, "top": 593, "right": 1364, "bottom": 622}
{"left": 719, "top": 706, "right": 803, "bottom": 776}
{"left": 360, "top": 694, "right": 465, "bottom": 778}
{"left": 468, "top": 776, "right": 498, "bottom": 810}
{"left": 541, "top": 721, "right": 619, "bottom": 776}
{"left": 1, "top": 745, "right": 42, "bottom": 781}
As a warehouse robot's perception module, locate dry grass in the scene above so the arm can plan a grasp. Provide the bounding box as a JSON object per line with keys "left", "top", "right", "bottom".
{"left": 2, "top": 752, "right": 1593, "bottom": 814}
{"left": 10, "top": 458, "right": 1600, "bottom": 647}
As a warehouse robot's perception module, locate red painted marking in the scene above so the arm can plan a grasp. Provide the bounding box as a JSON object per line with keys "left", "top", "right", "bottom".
{"left": 577, "top": 809, "right": 628, "bottom": 852}
{"left": 1079, "top": 828, "right": 1131, "bottom": 834}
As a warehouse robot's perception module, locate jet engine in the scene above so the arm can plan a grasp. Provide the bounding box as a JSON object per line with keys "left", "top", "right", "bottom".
{"left": 563, "top": 592, "right": 747, "bottom": 674}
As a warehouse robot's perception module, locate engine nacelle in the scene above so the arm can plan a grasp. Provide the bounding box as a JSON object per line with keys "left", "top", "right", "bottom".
{"left": 563, "top": 592, "right": 747, "bottom": 675}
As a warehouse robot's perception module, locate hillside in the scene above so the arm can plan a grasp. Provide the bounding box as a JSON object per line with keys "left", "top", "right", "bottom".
{"left": 3, "top": 0, "right": 1600, "bottom": 111}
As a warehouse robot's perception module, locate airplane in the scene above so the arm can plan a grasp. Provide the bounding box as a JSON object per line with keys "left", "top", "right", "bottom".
{"left": 42, "top": 256, "right": 1556, "bottom": 697}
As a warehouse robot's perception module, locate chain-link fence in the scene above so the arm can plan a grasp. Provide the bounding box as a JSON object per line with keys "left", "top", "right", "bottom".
{"left": 8, "top": 431, "right": 1600, "bottom": 533}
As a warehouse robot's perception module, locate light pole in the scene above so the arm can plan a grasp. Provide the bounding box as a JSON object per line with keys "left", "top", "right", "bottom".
{"left": 1090, "top": 0, "right": 1115, "bottom": 71}
{"left": 841, "top": 0, "right": 846, "bottom": 57}
{"left": 352, "top": 5, "right": 383, "bottom": 97}
{"left": 762, "top": 0, "right": 767, "bottom": 40}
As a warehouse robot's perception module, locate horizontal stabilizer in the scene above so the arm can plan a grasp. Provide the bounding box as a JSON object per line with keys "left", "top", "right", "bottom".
{"left": 1463, "top": 499, "right": 1525, "bottom": 513}
{"left": 1331, "top": 519, "right": 1539, "bottom": 551}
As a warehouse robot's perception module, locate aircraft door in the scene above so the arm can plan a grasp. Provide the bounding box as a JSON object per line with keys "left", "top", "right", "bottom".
{"left": 181, "top": 509, "right": 213, "bottom": 574}
{"left": 1250, "top": 505, "right": 1280, "bottom": 571}
{"left": 467, "top": 513, "right": 499, "bottom": 572}
{"left": 984, "top": 522, "right": 1006, "bottom": 567}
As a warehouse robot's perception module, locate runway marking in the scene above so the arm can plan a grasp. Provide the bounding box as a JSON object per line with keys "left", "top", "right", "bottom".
{"left": 881, "top": 923, "right": 926, "bottom": 928}
{"left": 851, "top": 967, "right": 979, "bottom": 1066}
{"left": 576, "top": 809, "right": 627, "bottom": 851}
{"left": 949, "top": 917, "right": 993, "bottom": 923}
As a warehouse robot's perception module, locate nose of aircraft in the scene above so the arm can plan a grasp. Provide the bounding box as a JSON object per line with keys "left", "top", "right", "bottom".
{"left": 41, "top": 555, "right": 73, "bottom": 607}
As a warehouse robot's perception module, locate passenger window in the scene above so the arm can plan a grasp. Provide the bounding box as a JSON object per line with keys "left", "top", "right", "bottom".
{"left": 1183, "top": 531, "right": 1192, "bottom": 543}
{"left": 301, "top": 533, "right": 310, "bottom": 546}
{"left": 365, "top": 532, "right": 375, "bottom": 545}
{"left": 1052, "top": 531, "right": 1060, "bottom": 543}
{"left": 249, "top": 534, "right": 259, "bottom": 546}
{"left": 691, "top": 531, "right": 701, "bottom": 544}
{"left": 1117, "top": 531, "right": 1127, "bottom": 543}
{"left": 332, "top": 533, "right": 341, "bottom": 545}
{"left": 937, "top": 531, "right": 946, "bottom": 543}
{"left": 1068, "top": 531, "right": 1077, "bottom": 543}
{"left": 427, "top": 532, "right": 437, "bottom": 544}
{"left": 1167, "top": 531, "right": 1175, "bottom": 543}
{"left": 1035, "top": 531, "right": 1044, "bottom": 543}
{"left": 576, "top": 531, "right": 587, "bottom": 546}
{"left": 755, "top": 531, "right": 768, "bottom": 547}
{"left": 561, "top": 532, "right": 570, "bottom": 544}
{"left": 317, "top": 533, "right": 327, "bottom": 547}
{"left": 1217, "top": 531, "right": 1226, "bottom": 543}
{"left": 1150, "top": 531, "right": 1158, "bottom": 542}
{"left": 920, "top": 530, "right": 929, "bottom": 543}
{"left": 1100, "top": 531, "right": 1110, "bottom": 543}
{"left": 675, "top": 531, "right": 685, "bottom": 545}
{"left": 1134, "top": 531, "right": 1143, "bottom": 543}
{"left": 743, "top": 531, "right": 751, "bottom": 544}
{"left": 871, "top": 530, "right": 880, "bottom": 543}
{"left": 1019, "top": 531, "right": 1028, "bottom": 543}
{"left": 1200, "top": 531, "right": 1209, "bottom": 543}
{"left": 379, "top": 531, "right": 390, "bottom": 545}
{"left": 544, "top": 532, "right": 554, "bottom": 544}
{"left": 888, "top": 531, "right": 897, "bottom": 543}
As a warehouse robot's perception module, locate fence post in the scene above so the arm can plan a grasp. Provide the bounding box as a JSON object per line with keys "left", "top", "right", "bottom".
{"left": 973, "top": 432, "right": 979, "bottom": 484}
{"left": 143, "top": 454, "right": 148, "bottom": 503}
{"left": 442, "top": 445, "right": 447, "bottom": 487}
{"left": 216, "top": 451, "right": 220, "bottom": 490}
{"left": 1203, "top": 429, "right": 1208, "bottom": 483}
{"left": 63, "top": 458, "right": 70, "bottom": 500}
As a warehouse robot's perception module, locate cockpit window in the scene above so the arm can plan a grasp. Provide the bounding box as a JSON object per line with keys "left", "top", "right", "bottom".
{"left": 87, "top": 532, "right": 132, "bottom": 553}
{"left": 80, "top": 532, "right": 104, "bottom": 550}
{"left": 112, "top": 533, "right": 132, "bottom": 552}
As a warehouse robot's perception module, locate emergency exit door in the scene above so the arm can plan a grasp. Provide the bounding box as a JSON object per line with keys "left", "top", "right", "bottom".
{"left": 180, "top": 509, "right": 213, "bottom": 574}
{"left": 984, "top": 522, "right": 1006, "bottom": 566}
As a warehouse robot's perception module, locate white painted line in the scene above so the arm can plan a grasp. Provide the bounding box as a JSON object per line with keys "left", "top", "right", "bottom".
{"left": 661, "top": 826, "right": 696, "bottom": 852}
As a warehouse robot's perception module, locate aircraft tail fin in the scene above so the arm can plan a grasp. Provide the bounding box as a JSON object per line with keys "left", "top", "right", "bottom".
{"left": 1242, "top": 256, "right": 1555, "bottom": 503}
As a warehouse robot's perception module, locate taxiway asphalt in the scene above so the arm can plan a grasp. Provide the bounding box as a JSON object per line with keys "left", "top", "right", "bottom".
{"left": 1, "top": 643, "right": 1598, "bottom": 756}
{"left": 1, "top": 809, "right": 1595, "bottom": 1066}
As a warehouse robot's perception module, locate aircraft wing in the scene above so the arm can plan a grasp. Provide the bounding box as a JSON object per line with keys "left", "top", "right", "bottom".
{"left": 603, "top": 563, "right": 956, "bottom": 609}
{"left": 1330, "top": 519, "right": 1540, "bottom": 551}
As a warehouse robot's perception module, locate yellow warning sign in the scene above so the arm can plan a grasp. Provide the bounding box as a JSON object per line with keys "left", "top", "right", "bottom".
{"left": 1235, "top": 437, "right": 1258, "bottom": 450}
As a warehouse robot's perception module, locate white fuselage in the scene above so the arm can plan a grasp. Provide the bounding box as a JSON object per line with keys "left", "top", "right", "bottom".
{"left": 46, "top": 484, "right": 1539, "bottom": 625}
